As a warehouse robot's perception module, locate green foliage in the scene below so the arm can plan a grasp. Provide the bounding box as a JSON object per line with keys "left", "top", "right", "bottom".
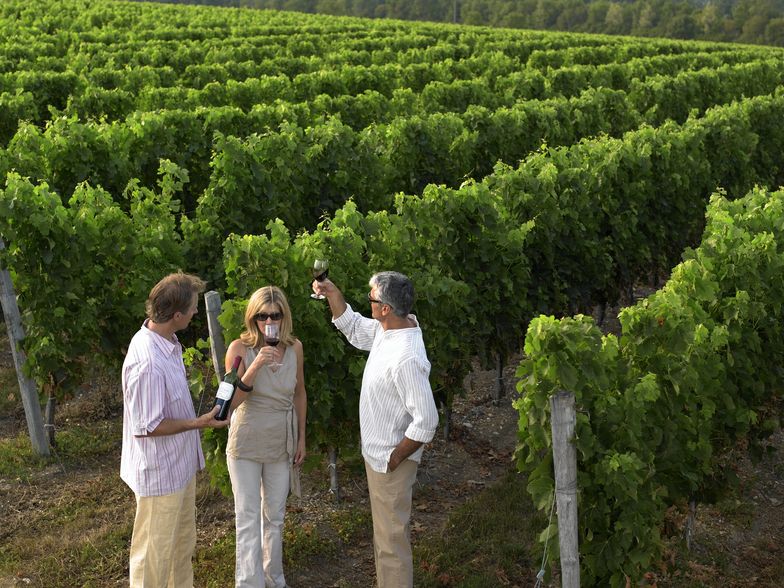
{"left": 0, "top": 162, "right": 185, "bottom": 396}
{"left": 2, "top": 7, "right": 784, "bottom": 579}
{"left": 515, "top": 186, "right": 784, "bottom": 585}
{"left": 200, "top": 209, "right": 372, "bottom": 491}
{"left": 229, "top": 0, "right": 784, "bottom": 48}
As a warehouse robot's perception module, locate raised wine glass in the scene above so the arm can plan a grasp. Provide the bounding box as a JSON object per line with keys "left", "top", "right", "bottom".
{"left": 264, "top": 324, "right": 282, "bottom": 370}
{"left": 310, "top": 259, "right": 329, "bottom": 299}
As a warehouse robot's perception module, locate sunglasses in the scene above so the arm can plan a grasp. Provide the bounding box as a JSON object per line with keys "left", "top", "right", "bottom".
{"left": 254, "top": 312, "right": 283, "bottom": 322}
{"left": 367, "top": 294, "right": 384, "bottom": 305}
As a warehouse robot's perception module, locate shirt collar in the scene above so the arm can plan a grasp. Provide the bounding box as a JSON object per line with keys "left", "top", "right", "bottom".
{"left": 142, "top": 319, "right": 180, "bottom": 355}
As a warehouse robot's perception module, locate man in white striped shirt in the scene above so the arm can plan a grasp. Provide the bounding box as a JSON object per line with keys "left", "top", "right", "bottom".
{"left": 314, "top": 270, "right": 439, "bottom": 588}
{"left": 121, "top": 272, "right": 229, "bottom": 588}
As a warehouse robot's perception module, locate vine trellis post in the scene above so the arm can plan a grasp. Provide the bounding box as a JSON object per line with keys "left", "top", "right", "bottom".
{"left": 0, "top": 239, "right": 49, "bottom": 457}
{"left": 205, "top": 290, "right": 226, "bottom": 381}
{"left": 550, "top": 389, "right": 580, "bottom": 587}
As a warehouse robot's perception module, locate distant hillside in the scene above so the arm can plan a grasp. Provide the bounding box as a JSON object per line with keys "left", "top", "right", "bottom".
{"left": 139, "top": 0, "right": 784, "bottom": 46}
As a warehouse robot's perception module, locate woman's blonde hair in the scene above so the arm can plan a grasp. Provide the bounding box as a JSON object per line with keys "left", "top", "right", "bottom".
{"left": 239, "top": 285, "right": 295, "bottom": 349}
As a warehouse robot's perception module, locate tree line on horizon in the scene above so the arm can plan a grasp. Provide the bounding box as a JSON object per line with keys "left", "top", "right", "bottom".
{"left": 135, "top": 0, "right": 784, "bottom": 46}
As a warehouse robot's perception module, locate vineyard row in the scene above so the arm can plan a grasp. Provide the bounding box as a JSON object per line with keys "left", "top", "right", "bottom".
{"left": 2, "top": 86, "right": 784, "bottom": 451}
{"left": 516, "top": 184, "right": 784, "bottom": 585}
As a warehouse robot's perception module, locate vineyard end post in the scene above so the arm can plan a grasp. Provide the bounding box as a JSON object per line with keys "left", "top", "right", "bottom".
{"left": 0, "top": 239, "right": 50, "bottom": 457}
{"left": 205, "top": 290, "right": 226, "bottom": 381}
{"left": 550, "top": 389, "right": 580, "bottom": 587}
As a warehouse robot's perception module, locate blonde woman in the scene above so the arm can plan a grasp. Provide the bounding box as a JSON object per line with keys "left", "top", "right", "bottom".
{"left": 224, "top": 285, "right": 306, "bottom": 588}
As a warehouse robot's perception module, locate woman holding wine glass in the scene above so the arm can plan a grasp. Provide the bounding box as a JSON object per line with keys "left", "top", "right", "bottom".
{"left": 222, "top": 285, "right": 307, "bottom": 588}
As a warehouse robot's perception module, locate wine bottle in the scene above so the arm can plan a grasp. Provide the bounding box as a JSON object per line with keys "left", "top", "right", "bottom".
{"left": 214, "top": 356, "right": 242, "bottom": 421}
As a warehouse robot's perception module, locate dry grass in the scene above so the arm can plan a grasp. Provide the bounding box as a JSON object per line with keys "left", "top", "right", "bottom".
{"left": 1, "top": 321, "right": 782, "bottom": 587}
{"left": 0, "top": 350, "right": 538, "bottom": 587}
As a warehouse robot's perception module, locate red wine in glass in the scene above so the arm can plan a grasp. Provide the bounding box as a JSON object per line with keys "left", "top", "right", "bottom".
{"left": 264, "top": 324, "right": 280, "bottom": 347}
{"left": 311, "top": 259, "right": 329, "bottom": 299}
{"left": 264, "top": 324, "right": 281, "bottom": 368}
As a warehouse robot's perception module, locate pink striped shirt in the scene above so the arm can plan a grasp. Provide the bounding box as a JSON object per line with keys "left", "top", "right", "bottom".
{"left": 120, "top": 321, "right": 205, "bottom": 497}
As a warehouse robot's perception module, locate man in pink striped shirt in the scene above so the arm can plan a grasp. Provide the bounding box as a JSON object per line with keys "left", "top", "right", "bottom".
{"left": 121, "top": 272, "right": 229, "bottom": 588}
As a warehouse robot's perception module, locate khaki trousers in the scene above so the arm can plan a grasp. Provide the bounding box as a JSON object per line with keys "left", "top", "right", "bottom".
{"left": 129, "top": 476, "right": 196, "bottom": 588}
{"left": 365, "top": 459, "right": 418, "bottom": 588}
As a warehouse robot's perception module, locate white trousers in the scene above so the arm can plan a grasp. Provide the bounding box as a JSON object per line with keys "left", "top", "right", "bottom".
{"left": 228, "top": 457, "right": 290, "bottom": 588}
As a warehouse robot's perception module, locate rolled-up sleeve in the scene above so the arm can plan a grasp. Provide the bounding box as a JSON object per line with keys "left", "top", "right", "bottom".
{"left": 126, "top": 369, "right": 166, "bottom": 436}
{"left": 396, "top": 357, "right": 438, "bottom": 443}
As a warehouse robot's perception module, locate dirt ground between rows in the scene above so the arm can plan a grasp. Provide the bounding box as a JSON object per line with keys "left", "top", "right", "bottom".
{"left": 0, "top": 323, "right": 527, "bottom": 588}
{"left": 276, "top": 359, "right": 525, "bottom": 588}
{"left": 1, "top": 299, "right": 783, "bottom": 587}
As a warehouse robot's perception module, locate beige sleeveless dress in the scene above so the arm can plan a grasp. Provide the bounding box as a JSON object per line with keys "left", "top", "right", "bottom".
{"left": 226, "top": 344, "right": 299, "bottom": 467}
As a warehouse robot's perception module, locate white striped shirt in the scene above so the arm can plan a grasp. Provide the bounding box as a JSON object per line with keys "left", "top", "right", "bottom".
{"left": 333, "top": 305, "right": 439, "bottom": 472}
{"left": 120, "top": 322, "right": 205, "bottom": 497}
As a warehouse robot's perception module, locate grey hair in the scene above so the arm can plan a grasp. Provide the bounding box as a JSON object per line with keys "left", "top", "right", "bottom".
{"left": 369, "top": 271, "right": 415, "bottom": 317}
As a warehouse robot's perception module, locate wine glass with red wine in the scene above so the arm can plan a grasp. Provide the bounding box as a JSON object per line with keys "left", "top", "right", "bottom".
{"left": 264, "top": 324, "right": 281, "bottom": 369}
{"left": 310, "top": 259, "right": 329, "bottom": 299}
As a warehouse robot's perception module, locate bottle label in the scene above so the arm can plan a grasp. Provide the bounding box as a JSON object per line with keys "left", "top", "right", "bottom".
{"left": 216, "top": 381, "right": 234, "bottom": 401}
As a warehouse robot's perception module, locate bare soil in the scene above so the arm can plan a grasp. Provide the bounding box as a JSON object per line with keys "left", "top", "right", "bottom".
{"left": 657, "top": 426, "right": 784, "bottom": 587}
{"left": 0, "top": 323, "right": 526, "bottom": 588}
{"left": 1, "top": 303, "right": 783, "bottom": 587}
{"left": 196, "top": 356, "right": 526, "bottom": 588}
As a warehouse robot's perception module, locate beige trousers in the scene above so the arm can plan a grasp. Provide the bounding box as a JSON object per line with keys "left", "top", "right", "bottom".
{"left": 365, "top": 459, "right": 418, "bottom": 588}
{"left": 129, "top": 476, "right": 196, "bottom": 588}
